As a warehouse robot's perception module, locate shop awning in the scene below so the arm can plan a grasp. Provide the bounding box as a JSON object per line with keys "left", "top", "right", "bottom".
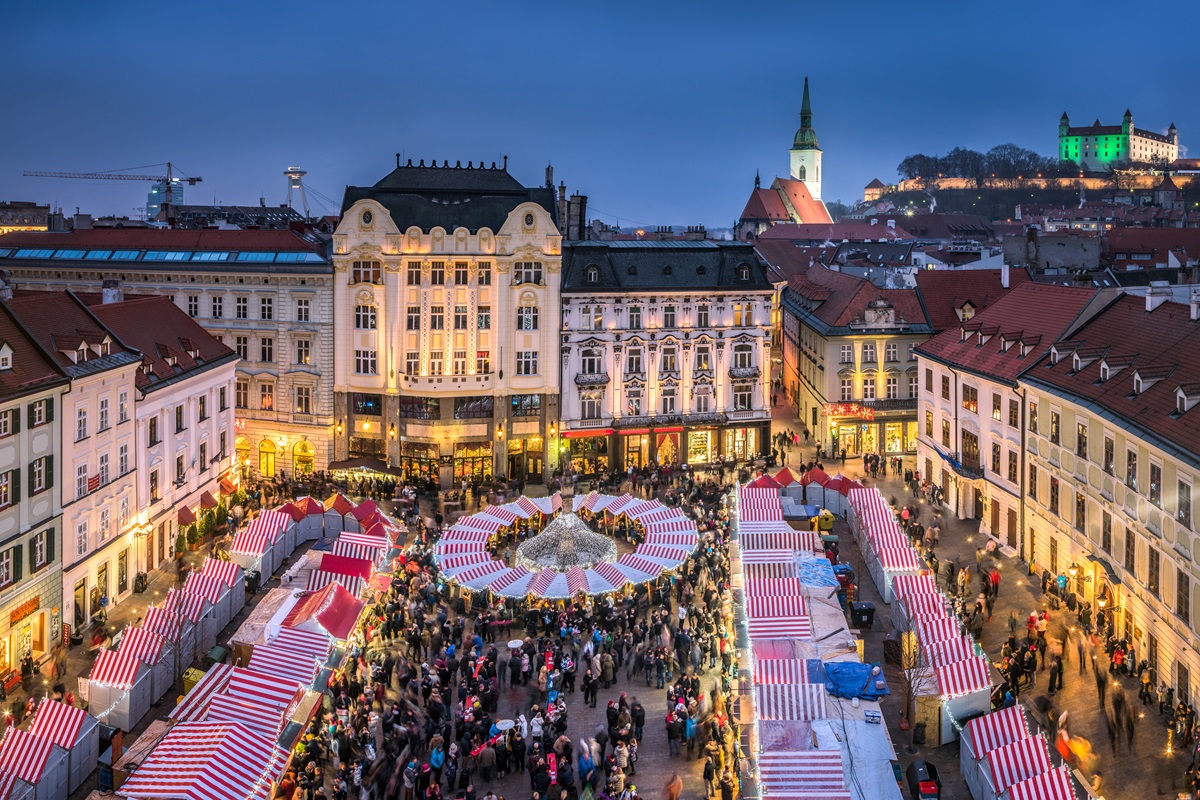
{"left": 200, "top": 491, "right": 219, "bottom": 509}
{"left": 178, "top": 506, "right": 197, "bottom": 525}
{"left": 327, "top": 457, "right": 402, "bottom": 476}
{"left": 219, "top": 477, "right": 237, "bottom": 494}
{"left": 562, "top": 428, "right": 612, "bottom": 438}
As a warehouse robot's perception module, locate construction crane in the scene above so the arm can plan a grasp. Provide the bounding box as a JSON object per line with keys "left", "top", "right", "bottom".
{"left": 23, "top": 162, "right": 202, "bottom": 222}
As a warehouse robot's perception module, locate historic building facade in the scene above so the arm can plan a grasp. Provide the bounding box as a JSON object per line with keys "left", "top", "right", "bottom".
{"left": 0, "top": 229, "right": 335, "bottom": 478}
{"left": 1021, "top": 289, "right": 1200, "bottom": 706}
{"left": 0, "top": 303, "right": 68, "bottom": 669}
{"left": 333, "top": 160, "right": 561, "bottom": 486}
{"left": 778, "top": 265, "right": 930, "bottom": 457}
{"left": 558, "top": 241, "right": 773, "bottom": 473}
{"left": 2, "top": 292, "right": 143, "bottom": 634}
{"left": 913, "top": 283, "right": 1098, "bottom": 531}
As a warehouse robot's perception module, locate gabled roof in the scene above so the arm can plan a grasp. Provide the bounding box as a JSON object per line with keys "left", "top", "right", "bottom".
{"left": 5, "top": 292, "right": 141, "bottom": 378}
{"left": 916, "top": 283, "right": 1096, "bottom": 384}
{"left": 914, "top": 268, "right": 1031, "bottom": 332}
{"left": 864, "top": 178, "right": 887, "bottom": 189}
{"left": 738, "top": 188, "right": 790, "bottom": 222}
{"left": 85, "top": 296, "right": 236, "bottom": 391}
{"left": 1023, "top": 295, "right": 1200, "bottom": 464}
{"left": 784, "top": 265, "right": 928, "bottom": 330}
{"left": 0, "top": 305, "right": 67, "bottom": 403}
{"left": 772, "top": 179, "right": 833, "bottom": 225}
{"left": 754, "top": 240, "right": 840, "bottom": 282}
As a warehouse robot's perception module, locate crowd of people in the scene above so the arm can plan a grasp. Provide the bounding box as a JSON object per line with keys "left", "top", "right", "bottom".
{"left": 277, "top": 472, "right": 745, "bottom": 800}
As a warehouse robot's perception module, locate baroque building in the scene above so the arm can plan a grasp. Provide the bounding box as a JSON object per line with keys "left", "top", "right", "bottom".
{"left": 1059, "top": 110, "right": 1179, "bottom": 170}
{"left": 333, "top": 160, "right": 561, "bottom": 487}
{"left": 558, "top": 241, "right": 773, "bottom": 473}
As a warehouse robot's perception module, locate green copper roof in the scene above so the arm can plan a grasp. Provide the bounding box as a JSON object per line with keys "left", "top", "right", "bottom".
{"left": 792, "top": 77, "right": 820, "bottom": 150}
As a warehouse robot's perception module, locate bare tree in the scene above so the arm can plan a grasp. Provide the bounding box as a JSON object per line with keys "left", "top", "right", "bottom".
{"left": 884, "top": 611, "right": 936, "bottom": 751}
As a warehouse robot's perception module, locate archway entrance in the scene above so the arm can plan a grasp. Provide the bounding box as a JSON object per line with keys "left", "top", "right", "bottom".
{"left": 235, "top": 436, "right": 251, "bottom": 480}
{"left": 293, "top": 440, "right": 315, "bottom": 475}
{"left": 258, "top": 439, "right": 277, "bottom": 478}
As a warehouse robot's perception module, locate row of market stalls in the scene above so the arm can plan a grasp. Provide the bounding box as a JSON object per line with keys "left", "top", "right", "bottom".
{"left": 228, "top": 495, "right": 401, "bottom": 581}
{"left": 733, "top": 483, "right": 903, "bottom": 800}
{"left": 0, "top": 699, "right": 100, "bottom": 800}
{"left": 745, "top": 466, "right": 864, "bottom": 518}
{"left": 959, "top": 705, "right": 1078, "bottom": 800}
{"left": 434, "top": 492, "right": 702, "bottom": 600}
{"left": 75, "top": 495, "right": 403, "bottom": 800}
{"left": 844, "top": 486, "right": 995, "bottom": 745}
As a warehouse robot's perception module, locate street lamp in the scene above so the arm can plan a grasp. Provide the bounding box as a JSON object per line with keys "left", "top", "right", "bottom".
{"left": 1068, "top": 563, "right": 1078, "bottom": 578}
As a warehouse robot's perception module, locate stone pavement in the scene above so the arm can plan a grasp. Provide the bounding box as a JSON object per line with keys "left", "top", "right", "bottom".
{"left": 767, "top": 400, "right": 1188, "bottom": 800}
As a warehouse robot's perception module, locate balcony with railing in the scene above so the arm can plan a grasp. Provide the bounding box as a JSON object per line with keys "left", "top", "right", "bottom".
{"left": 574, "top": 372, "right": 610, "bottom": 387}
{"left": 728, "top": 366, "right": 761, "bottom": 380}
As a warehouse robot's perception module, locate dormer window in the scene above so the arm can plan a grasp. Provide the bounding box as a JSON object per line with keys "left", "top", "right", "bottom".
{"left": 0, "top": 344, "right": 12, "bottom": 371}
{"left": 585, "top": 265, "right": 599, "bottom": 284}
{"left": 76, "top": 345, "right": 87, "bottom": 363}
{"left": 737, "top": 264, "right": 751, "bottom": 281}
{"left": 1099, "top": 363, "right": 1110, "bottom": 382}
{"left": 165, "top": 355, "right": 177, "bottom": 367}
{"left": 999, "top": 338, "right": 1009, "bottom": 352}
{"left": 1177, "top": 386, "right": 1200, "bottom": 415}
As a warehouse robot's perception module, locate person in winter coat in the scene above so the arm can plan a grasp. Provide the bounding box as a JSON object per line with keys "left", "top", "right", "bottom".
{"left": 600, "top": 652, "right": 615, "bottom": 688}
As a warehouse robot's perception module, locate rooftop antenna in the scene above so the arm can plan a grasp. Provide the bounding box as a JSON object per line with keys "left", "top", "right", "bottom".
{"left": 284, "top": 166, "right": 310, "bottom": 219}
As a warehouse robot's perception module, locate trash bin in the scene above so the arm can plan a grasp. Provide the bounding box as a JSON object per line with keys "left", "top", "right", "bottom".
{"left": 912, "top": 722, "right": 927, "bottom": 746}
{"left": 182, "top": 667, "right": 206, "bottom": 694}
{"left": 244, "top": 569, "right": 261, "bottom": 593}
{"left": 851, "top": 601, "right": 876, "bottom": 629}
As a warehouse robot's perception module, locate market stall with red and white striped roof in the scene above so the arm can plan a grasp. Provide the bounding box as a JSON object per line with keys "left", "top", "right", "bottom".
{"left": 746, "top": 616, "right": 813, "bottom": 641}
{"left": 86, "top": 649, "right": 153, "bottom": 731}
{"left": 0, "top": 726, "right": 67, "bottom": 800}
{"left": 739, "top": 529, "right": 822, "bottom": 553}
{"left": 200, "top": 558, "right": 246, "bottom": 617}
{"left": 754, "top": 683, "right": 828, "bottom": 721}
{"left": 933, "top": 655, "right": 992, "bottom": 698}
{"left": 171, "top": 663, "right": 235, "bottom": 722}
{"left": 756, "top": 750, "right": 847, "bottom": 794}
{"left": 1005, "top": 766, "right": 1075, "bottom": 800}
{"left": 738, "top": 486, "right": 785, "bottom": 522}
{"left": 983, "top": 734, "right": 1053, "bottom": 797}
{"left": 306, "top": 570, "right": 365, "bottom": 596}
{"left": 28, "top": 699, "right": 98, "bottom": 793}
{"left": 184, "top": 571, "right": 233, "bottom": 632}
{"left": 745, "top": 594, "right": 807, "bottom": 618}
{"left": 743, "top": 561, "right": 797, "bottom": 579}
{"left": 754, "top": 659, "right": 811, "bottom": 685}
{"left": 959, "top": 705, "right": 1034, "bottom": 800}
{"left": 117, "top": 627, "right": 175, "bottom": 703}
{"left": 142, "top": 604, "right": 197, "bottom": 675}
{"left": 117, "top": 721, "right": 288, "bottom": 800}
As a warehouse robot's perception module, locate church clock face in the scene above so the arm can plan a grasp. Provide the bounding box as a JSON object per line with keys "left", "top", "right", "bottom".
{"left": 361, "top": 210, "right": 373, "bottom": 226}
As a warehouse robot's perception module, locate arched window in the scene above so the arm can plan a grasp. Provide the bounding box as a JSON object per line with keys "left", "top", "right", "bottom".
{"left": 258, "top": 439, "right": 276, "bottom": 478}
{"left": 799, "top": 165, "right": 807, "bottom": 181}
{"left": 737, "top": 264, "right": 750, "bottom": 282}
{"left": 235, "top": 436, "right": 251, "bottom": 475}
{"left": 585, "top": 265, "right": 599, "bottom": 284}
{"left": 293, "top": 440, "right": 315, "bottom": 475}
{"left": 733, "top": 344, "right": 753, "bottom": 369}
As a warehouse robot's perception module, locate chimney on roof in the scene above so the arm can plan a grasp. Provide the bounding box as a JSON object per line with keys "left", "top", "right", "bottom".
{"left": 1191, "top": 286, "right": 1200, "bottom": 321}
{"left": 546, "top": 164, "right": 554, "bottom": 189}
{"left": 1146, "top": 280, "right": 1172, "bottom": 313}
{"left": 101, "top": 279, "right": 124, "bottom": 305}
{"left": 1001, "top": 262, "right": 1010, "bottom": 290}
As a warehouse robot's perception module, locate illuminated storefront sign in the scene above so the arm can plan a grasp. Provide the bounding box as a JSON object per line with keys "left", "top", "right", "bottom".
{"left": 821, "top": 403, "right": 876, "bottom": 421}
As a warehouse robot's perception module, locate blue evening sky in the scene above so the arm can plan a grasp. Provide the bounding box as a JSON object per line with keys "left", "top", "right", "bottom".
{"left": 3, "top": 0, "right": 1196, "bottom": 227}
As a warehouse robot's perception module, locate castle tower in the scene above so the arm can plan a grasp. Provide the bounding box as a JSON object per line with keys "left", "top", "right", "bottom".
{"left": 789, "top": 77, "right": 823, "bottom": 200}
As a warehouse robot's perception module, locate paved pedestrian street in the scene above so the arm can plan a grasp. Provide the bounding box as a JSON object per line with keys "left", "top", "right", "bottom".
{"left": 768, "top": 401, "right": 1189, "bottom": 800}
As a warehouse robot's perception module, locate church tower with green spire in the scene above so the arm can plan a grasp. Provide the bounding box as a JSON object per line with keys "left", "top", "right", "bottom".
{"left": 789, "top": 76, "right": 823, "bottom": 200}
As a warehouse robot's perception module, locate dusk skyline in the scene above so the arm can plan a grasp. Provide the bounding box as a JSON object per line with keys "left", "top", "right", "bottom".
{"left": 4, "top": 0, "right": 1197, "bottom": 226}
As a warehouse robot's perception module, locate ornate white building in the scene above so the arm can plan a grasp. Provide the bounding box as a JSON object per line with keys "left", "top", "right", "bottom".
{"left": 333, "top": 160, "right": 562, "bottom": 486}
{"left": 558, "top": 241, "right": 774, "bottom": 473}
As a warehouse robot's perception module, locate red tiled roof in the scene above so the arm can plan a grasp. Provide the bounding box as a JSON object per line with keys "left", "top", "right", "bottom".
{"left": 914, "top": 268, "right": 1031, "bottom": 332}
{"left": 0, "top": 305, "right": 67, "bottom": 401}
{"left": 1027, "top": 295, "right": 1200, "bottom": 459}
{"left": 916, "top": 283, "right": 1096, "bottom": 383}
{"left": 0, "top": 228, "right": 322, "bottom": 252}
{"left": 1105, "top": 228, "right": 1200, "bottom": 264}
{"left": 772, "top": 179, "right": 833, "bottom": 225}
{"left": 739, "top": 188, "right": 790, "bottom": 222}
{"left": 759, "top": 221, "right": 913, "bottom": 242}
{"left": 754, "top": 240, "right": 839, "bottom": 282}
{"left": 6, "top": 292, "right": 138, "bottom": 371}
{"left": 786, "top": 265, "right": 927, "bottom": 328}
{"left": 86, "top": 296, "right": 235, "bottom": 390}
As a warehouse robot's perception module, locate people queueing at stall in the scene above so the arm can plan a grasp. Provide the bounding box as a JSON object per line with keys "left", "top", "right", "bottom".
{"left": 277, "top": 472, "right": 743, "bottom": 800}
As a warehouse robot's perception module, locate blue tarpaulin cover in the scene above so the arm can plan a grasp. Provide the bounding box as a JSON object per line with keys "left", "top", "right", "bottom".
{"left": 796, "top": 557, "right": 839, "bottom": 587}
{"left": 809, "top": 660, "right": 892, "bottom": 700}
